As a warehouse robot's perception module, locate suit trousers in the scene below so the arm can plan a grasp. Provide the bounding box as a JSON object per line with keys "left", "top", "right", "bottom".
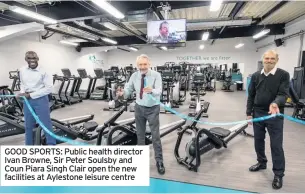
{"left": 23, "top": 95, "right": 56, "bottom": 145}
{"left": 134, "top": 103, "right": 163, "bottom": 162}
{"left": 253, "top": 109, "right": 285, "bottom": 177}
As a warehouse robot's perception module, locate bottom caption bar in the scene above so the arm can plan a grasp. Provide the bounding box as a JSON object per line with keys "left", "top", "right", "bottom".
{"left": 0, "top": 146, "right": 150, "bottom": 186}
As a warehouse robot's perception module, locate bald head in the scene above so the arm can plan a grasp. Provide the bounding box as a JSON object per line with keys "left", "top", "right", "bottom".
{"left": 263, "top": 50, "right": 279, "bottom": 59}
{"left": 25, "top": 51, "right": 39, "bottom": 69}
{"left": 262, "top": 49, "right": 279, "bottom": 72}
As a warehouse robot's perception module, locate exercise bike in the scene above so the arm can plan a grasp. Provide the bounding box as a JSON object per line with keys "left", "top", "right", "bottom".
{"left": 175, "top": 105, "right": 250, "bottom": 172}
{"left": 189, "top": 73, "right": 208, "bottom": 117}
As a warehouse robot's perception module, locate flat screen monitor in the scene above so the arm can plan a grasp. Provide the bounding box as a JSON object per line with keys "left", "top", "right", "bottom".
{"left": 147, "top": 19, "right": 186, "bottom": 44}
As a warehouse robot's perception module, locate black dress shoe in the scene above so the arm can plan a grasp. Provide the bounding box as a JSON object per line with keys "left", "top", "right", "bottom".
{"left": 156, "top": 162, "right": 165, "bottom": 175}
{"left": 272, "top": 176, "right": 283, "bottom": 189}
{"left": 249, "top": 163, "right": 267, "bottom": 172}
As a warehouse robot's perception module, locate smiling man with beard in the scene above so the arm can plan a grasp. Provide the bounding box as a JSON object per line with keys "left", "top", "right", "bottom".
{"left": 246, "top": 50, "right": 290, "bottom": 190}
{"left": 116, "top": 54, "right": 165, "bottom": 175}
{"left": 17, "top": 51, "right": 56, "bottom": 146}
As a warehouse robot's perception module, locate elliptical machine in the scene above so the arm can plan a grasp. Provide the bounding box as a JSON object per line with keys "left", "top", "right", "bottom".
{"left": 172, "top": 64, "right": 186, "bottom": 106}
{"left": 123, "top": 66, "right": 137, "bottom": 112}
{"left": 203, "top": 67, "right": 216, "bottom": 92}
{"left": 160, "top": 69, "right": 176, "bottom": 114}
{"left": 103, "top": 70, "right": 124, "bottom": 111}
{"left": 189, "top": 73, "right": 208, "bottom": 117}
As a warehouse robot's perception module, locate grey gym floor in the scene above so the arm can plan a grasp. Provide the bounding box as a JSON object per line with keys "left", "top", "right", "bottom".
{"left": 1, "top": 91, "right": 305, "bottom": 193}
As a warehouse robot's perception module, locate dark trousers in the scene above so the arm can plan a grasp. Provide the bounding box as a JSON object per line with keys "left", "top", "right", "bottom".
{"left": 253, "top": 109, "right": 285, "bottom": 177}
{"left": 23, "top": 95, "right": 56, "bottom": 145}
{"left": 134, "top": 103, "right": 163, "bottom": 162}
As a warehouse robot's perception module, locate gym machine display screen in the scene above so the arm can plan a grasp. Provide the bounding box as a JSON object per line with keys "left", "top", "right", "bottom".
{"left": 157, "top": 66, "right": 167, "bottom": 73}
{"left": 104, "top": 70, "right": 116, "bottom": 80}
{"left": 94, "top": 68, "right": 104, "bottom": 78}
{"left": 77, "top": 69, "right": 88, "bottom": 79}
{"left": 61, "top": 68, "right": 72, "bottom": 77}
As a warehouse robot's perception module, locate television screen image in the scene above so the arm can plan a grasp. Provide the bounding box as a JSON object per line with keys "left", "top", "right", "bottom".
{"left": 147, "top": 19, "right": 186, "bottom": 44}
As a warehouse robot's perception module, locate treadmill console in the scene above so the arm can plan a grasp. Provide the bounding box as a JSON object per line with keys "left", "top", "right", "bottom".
{"left": 61, "top": 68, "right": 72, "bottom": 77}
{"left": 77, "top": 69, "right": 88, "bottom": 78}
{"left": 94, "top": 68, "right": 104, "bottom": 79}
{"left": 104, "top": 70, "right": 116, "bottom": 80}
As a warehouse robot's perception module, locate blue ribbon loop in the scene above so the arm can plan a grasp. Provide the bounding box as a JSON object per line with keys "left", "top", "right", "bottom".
{"left": 1, "top": 94, "right": 304, "bottom": 145}
{"left": 0, "top": 95, "right": 88, "bottom": 145}
{"left": 147, "top": 95, "right": 305, "bottom": 126}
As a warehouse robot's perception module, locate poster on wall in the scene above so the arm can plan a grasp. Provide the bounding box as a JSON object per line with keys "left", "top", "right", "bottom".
{"left": 176, "top": 55, "right": 232, "bottom": 63}
{"left": 89, "top": 55, "right": 104, "bottom": 66}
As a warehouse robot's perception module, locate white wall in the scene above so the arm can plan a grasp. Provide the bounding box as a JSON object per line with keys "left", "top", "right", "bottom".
{"left": 107, "top": 38, "right": 260, "bottom": 86}
{"left": 256, "top": 15, "right": 305, "bottom": 77}
{"left": 0, "top": 31, "right": 108, "bottom": 90}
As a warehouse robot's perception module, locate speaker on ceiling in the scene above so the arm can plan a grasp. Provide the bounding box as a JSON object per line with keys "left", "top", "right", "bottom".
{"left": 75, "top": 46, "right": 81, "bottom": 52}
{"left": 274, "top": 38, "right": 283, "bottom": 47}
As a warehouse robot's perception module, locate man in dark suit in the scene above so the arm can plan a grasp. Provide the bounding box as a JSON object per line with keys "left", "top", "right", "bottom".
{"left": 246, "top": 50, "right": 290, "bottom": 190}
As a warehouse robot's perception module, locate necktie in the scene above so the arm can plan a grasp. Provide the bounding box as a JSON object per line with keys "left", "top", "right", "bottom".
{"left": 140, "top": 74, "right": 146, "bottom": 99}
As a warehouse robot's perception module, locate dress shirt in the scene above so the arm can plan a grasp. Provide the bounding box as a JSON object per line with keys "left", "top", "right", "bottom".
{"left": 261, "top": 65, "right": 277, "bottom": 76}
{"left": 124, "top": 69, "right": 162, "bottom": 107}
{"left": 19, "top": 65, "right": 53, "bottom": 99}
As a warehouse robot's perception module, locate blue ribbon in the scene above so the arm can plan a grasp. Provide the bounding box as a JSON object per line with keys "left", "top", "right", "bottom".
{"left": 0, "top": 95, "right": 88, "bottom": 145}
{"left": 1, "top": 93, "right": 304, "bottom": 146}
{"left": 148, "top": 95, "right": 305, "bottom": 126}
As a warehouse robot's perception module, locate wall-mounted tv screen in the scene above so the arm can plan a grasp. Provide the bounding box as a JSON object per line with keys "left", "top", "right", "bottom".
{"left": 147, "top": 19, "right": 186, "bottom": 44}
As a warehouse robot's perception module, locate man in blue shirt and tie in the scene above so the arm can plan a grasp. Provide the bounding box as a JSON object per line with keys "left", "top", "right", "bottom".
{"left": 17, "top": 51, "right": 56, "bottom": 145}
{"left": 117, "top": 54, "right": 165, "bottom": 174}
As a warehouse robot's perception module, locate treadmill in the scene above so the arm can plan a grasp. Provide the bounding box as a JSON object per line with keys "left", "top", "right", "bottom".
{"left": 90, "top": 68, "right": 107, "bottom": 100}
{"left": 77, "top": 69, "right": 95, "bottom": 99}
{"left": 61, "top": 69, "right": 83, "bottom": 105}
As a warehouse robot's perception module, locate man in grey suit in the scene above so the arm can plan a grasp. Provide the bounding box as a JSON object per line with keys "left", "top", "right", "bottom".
{"left": 117, "top": 54, "right": 165, "bottom": 175}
